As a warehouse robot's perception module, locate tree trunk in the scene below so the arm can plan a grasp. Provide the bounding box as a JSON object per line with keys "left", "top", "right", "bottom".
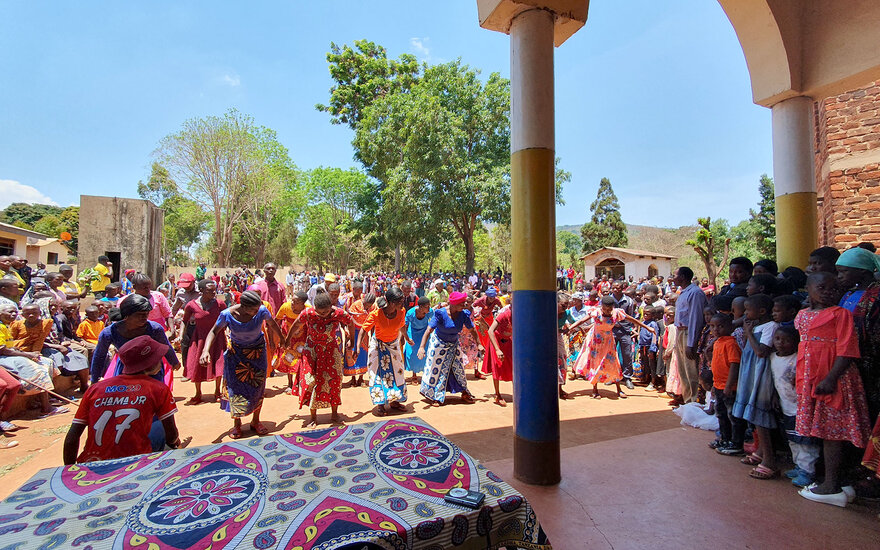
{"left": 394, "top": 243, "right": 401, "bottom": 272}
{"left": 463, "top": 230, "right": 475, "bottom": 275}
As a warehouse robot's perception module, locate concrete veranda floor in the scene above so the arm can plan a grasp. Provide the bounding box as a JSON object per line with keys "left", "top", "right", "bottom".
{"left": 1, "top": 371, "right": 877, "bottom": 548}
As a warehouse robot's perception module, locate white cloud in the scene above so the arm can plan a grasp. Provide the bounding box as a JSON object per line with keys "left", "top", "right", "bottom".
{"left": 0, "top": 180, "right": 59, "bottom": 209}
{"left": 220, "top": 73, "right": 241, "bottom": 87}
{"left": 410, "top": 37, "right": 431, "bottom": 61}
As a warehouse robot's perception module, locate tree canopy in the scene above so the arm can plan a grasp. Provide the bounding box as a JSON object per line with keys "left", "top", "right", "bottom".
{"left": 581, "top": 177, "right": 627, "bottom": 253}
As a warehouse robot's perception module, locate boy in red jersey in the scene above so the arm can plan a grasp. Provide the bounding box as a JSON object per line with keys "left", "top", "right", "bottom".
{"left": 63, "top": 335, "right": 180, "bottom": 464}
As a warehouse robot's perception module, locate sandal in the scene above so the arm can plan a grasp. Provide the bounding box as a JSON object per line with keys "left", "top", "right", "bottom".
{"left": 461, "top": 393, "right": 475, "bottom": 404}
{"left": 493, "top": 396, "right": 507, "bottom": 407}
{"left": 230, "top": 426, "right": 242, "bottom": 439}
{"left": 590, "top": 391, "right": 601, "bottom": 399}
{"left": 389, "top": 402, "right": 406, "bottom": 411}
{"left": 740, "top": 453, "right": 762, "bottom": 466}
{"left": 250, "top": 422, "right": 269, "bottom": 436}
{"left": 618, "top": 392, "right": 628, "bottom": 399}
{"left": 749, "top": 464, "right": 780, "bottom": 480}
{"left": 375, "top": 406, "right": 387, "bottom": 416}
{"left": 1, "top": 440, "right": 19, "bottom": 449}
{"left": 184, "top": 397, "right": 202, "bottom": 406}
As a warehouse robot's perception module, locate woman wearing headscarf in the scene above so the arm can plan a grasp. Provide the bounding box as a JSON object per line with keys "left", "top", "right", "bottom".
{"left": 201, "top": 290, "right": 283, "bottom": 439}
{"left": 182, "top": 279, "right": 226, "bottom": 405}
{"left": 838, "top": 247, "right": 880, "bottom": 494}
{"left": 837, "top": 247, "right": 880, "bottom": 421}
{"left": 417, "top": 291, "right": 481, "bottom": 406}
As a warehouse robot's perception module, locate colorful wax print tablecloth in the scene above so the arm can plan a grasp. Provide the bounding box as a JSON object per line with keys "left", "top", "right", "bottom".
{"left": 0, "top": 417, "right": 551, "bottom": 549}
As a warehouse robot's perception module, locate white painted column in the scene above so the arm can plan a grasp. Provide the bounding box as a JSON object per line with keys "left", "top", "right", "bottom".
{"left": 511, "top": 9, "right": 555, "bottom": 152}
{"left": 771, "top": 96, "right": 817, "bottom": 269}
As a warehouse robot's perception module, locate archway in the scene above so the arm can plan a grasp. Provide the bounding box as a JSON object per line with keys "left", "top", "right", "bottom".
{"left": 596, "top": 258, "right": 625, "bottom": 280}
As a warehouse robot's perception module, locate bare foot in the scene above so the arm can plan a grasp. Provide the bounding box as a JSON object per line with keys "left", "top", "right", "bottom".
{"left": 184, "top": 396, "right": 202, "bottom": 406}
{"left": 331, "top": 413, "right": 343, "bottom": 424}
{"left": 493, "top": 395, "right": 506, "bottom": 407}
{"left": 305, "top": 419, "right": 318, "bottom": 428}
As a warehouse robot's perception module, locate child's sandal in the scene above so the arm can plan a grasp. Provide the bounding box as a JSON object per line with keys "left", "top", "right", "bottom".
{"left": 748, "top": 465, "right": 780, "bottom": 480}
{"left": 740, "top": 453, "right": 762, "bottom": 466}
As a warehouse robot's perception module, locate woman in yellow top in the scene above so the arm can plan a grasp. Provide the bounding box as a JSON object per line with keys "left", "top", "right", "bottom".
{"left": 360, "top": 287, "right": 408, "bottom": 416}
{"left": 90, "top": 255, "right": 113, "bottom": 298}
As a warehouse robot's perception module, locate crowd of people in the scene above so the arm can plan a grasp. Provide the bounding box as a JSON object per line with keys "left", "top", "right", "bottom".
{"left": 1, "top": 246, "right": 879, "bottom": 511}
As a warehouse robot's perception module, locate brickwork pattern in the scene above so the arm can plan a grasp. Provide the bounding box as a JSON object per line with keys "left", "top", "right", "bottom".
{"left": 815, "top": 82, "right": 880, "bottom": 248}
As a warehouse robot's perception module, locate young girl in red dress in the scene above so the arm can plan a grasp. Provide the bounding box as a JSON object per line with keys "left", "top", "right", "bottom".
{"left": 487, "top": 298, "right": 513, "bottom": 406}
{"left": 288, "top": 292, "right": 356, "bottom": 427}
{"left": 796, "top": 272, "right": 871, "bottom": 507}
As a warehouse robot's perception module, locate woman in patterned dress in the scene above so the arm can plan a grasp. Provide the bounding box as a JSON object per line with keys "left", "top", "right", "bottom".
{"left": 274, "top": 291, "right": 309, "bottom": 395}
{"left": 182, "top": 279, "right": 226, "bottom": 405}
{"left": 458, "top": 293, "right": 481, "bottom": 374}
{"left": 201, "top": 290, "right": 283, "bottom": 439}
{"left": 796, "top": 272, "right": 871, "bottom": 507}
{"left": 288, "top": 292, "right": 356, "bottom": 427}
{"left": 418, "top": 292, "right": 482, "bottom": 406}
{"left": 360, "top": 288, "right": 408, "bottom": 417}
{"left": 570, "top": 296, "right": 654, "bottom": 399}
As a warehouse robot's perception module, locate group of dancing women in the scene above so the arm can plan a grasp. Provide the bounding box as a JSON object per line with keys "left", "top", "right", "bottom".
{"left": 87, "top": 269, "right": 658, "bottom": 439}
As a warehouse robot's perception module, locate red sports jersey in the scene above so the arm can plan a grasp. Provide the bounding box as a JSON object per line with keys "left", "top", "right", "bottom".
{"left": 72, "top": 374, "right": 176, "bottom": 462}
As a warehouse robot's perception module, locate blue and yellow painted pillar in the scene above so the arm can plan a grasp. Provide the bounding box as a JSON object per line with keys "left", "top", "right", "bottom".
{"left": 772, "top": 96, "right": 818, "bottom": 270}
{"left": 509, "top": 8, "right": 560, "bottom": 485}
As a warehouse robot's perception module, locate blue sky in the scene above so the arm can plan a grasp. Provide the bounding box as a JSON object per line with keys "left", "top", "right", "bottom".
{"left": 0, "top": 0, "right": 771, "bottom": 228}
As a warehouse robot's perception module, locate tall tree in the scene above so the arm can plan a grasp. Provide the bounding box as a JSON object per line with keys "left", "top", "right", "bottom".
{"left": 580, "top": 177, "right": 628, "bottom": 253}
{"left": 0, "top": 203, "right": 63, "bottom": 227}
{"left": 557, "top": 231, "right": 582, "bottom": 267}
{"left": 154, "top": 109, "right": 278, "bottom": 267}
{"left": 137, "top": 162, "right": 210, "bottom": 265}
{"left": 686, "top": 217, "right": 731, "bottom": 289}
{"left": 750, "top": 174, "right": 776, "bottom": 260}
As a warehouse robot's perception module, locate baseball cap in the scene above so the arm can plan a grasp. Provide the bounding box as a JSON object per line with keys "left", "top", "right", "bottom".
{"left": 178, "top": 273, "right": 195, "bottom": 288}
{"left": 119, "top": 335, "right": 169, "bottom": 375}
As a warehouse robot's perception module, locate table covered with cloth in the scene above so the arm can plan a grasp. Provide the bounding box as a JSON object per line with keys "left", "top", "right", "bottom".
{"left": 0, "top": 417, "right": 551, "bottom": 549}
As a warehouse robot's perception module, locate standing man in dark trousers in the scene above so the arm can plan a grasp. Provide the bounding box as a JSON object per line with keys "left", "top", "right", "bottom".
{"left": 610, "top": 281, "right": 636, "bottom": 390}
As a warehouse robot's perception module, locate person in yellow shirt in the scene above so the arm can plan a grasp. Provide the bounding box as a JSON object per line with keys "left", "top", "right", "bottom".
{"left": 0, "top": 256, "right": 25, "bottom": 291}
{"left": 59, "top": 265, "right": 88, "bottom": 300}
{"left": 90, "top": 256, "right": 113, "bottom": 298}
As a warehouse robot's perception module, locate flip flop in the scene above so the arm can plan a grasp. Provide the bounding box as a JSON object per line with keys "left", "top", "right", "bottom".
{"left": 461, "top": 393, "right": 475, "bottom": 404}
{"left": 389, "top": 402, "right": 406, "bottom": 411}
{"left": 740, "top": 453, "right": 762, "bottom": 466}
{"left": 749, "top": 464, "right": 780, "bottom": 480}
{"left": 618, "top": 392, "right": 628, "bottom": 399}
{"left": 493, "top": 396, "right": 507, "bottom": 407}
{"left": 184, "top": 397, "right": 202, "bottom": 406}
{"left": 230, "top": 426, "right": 242, "bottom": 439}
{"left": 250, "top": 423, "right": 269, "bottom": 436}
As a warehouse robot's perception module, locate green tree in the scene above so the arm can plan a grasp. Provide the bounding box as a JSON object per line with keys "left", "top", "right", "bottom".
{"left": 686, "top": 217, "right": 731, "bottom": 289}
{"left": 154, "top": 109, "right": 281, "bottom": 266}
{"left": 581, "top": 177, "right": 628, "bottom": 253}
{"left": 0, "top": 203, "right": 63, "bottom": 227}
{"left": 750, "top": 174, "right": 776, "bottom": 260}
{"left": 137, "top": 163, "right": 210, "bottom": 265}
{"left": 557, "top": 231, "right": 582, "bottom": 267}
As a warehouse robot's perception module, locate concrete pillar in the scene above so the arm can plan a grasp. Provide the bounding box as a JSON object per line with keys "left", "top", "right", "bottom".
{"left": 772, "top": 96, "right": 817, "bottom": 270}
{"left": 510, "top": 8, "right": 561, "bottom": 486}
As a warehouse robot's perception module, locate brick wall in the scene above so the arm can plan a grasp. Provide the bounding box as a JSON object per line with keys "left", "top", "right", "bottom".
{"left": 815, "top": 82, "right": 880, "bottom": 248}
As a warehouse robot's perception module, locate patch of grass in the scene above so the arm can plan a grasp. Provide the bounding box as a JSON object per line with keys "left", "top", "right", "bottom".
{"left": 37, "top": 425, "right": 68, "bottom": 437}
{"left": 0, "top": 454, "right": 34, "bottom": 478}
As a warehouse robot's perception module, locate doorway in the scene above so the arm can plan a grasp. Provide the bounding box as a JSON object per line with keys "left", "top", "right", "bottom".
{"left": 105, "top": 251, "right": 121, "bottom": 283}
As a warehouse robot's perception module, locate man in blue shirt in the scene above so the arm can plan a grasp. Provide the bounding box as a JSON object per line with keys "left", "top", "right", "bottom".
{"left": 673, "top": 266, "right": 708, "bottom": 403}
{"left": 610, "top": 281, "right": 636, "bottom": 389}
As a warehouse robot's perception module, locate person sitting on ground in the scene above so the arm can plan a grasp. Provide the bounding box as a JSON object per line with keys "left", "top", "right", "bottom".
{"left": 63, "top": 334, "right": 181, "bottom": 464}
{"left": 12, "top": 303, "right": 89, "bottom": 393}
{"left": 0, "top": 304, "right": 66, "bottom": 418}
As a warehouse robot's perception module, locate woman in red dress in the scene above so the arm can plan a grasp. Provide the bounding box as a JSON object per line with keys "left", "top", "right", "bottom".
{"left": 289, "top": 292, "right": 356, "bottom": 427}
{"left": 182, "top": 279, "right": 226, "bottom": 405}
{"left": 473, "top": 288, "right": 502, "bottom": 379}
{"left": 487, "top": 299, "right": 513, "bottom": 406}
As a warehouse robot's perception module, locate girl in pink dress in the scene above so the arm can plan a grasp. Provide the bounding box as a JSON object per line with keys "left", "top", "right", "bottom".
{"left": 570, "top": 296, "right": 655, "bottom": 399}
{"left": 796, "top": 272, "right": 871, "bottom": 508}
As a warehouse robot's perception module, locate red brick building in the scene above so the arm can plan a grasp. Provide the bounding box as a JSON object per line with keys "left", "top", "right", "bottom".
{"left": 815, "top": 82, "right": 880, "bottom": 248}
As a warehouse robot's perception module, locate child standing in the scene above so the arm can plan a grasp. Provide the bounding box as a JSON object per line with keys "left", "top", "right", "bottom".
{"left": 708, "top": 314, "right": 745, "bottom": 454}
{"left": 637, "top": 308, "right": 659, "bottom": 388}
{"left": 663, "top": 306, "right": 683, "bottom": 405}
{"left": 76, "top": 306, "right": 105, "bottom": 347}
{"left": 404, "top": 297, "right": 432, "bottom": 385}
{"left": 796, "top": 272, "right": 871, "bottom": 507}
{"left": 570, "top": 296, "right": 655, "bottom": 399}
{"left": 770, "top": 325, "right": 820, "bottom": 488}
{"left": 730, "top": 294, "right": 779, "bottom": 472}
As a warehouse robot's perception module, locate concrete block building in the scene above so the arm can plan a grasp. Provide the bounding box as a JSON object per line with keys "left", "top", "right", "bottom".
{"left": 78, "top": 195, "right": 164, "bottom": 284}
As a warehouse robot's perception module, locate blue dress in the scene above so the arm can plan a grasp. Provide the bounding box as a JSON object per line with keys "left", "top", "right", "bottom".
{"left": 731, "top": 321, "right": 778, "bottom": 428}
{"left": 420, "top": 308, "right": 473, "bottom": 403}
{"left": 215, "top": 306, "right": 272, "bottom": 417}
{"left": 404, "top": 307, "right": 432, "bottom": 374}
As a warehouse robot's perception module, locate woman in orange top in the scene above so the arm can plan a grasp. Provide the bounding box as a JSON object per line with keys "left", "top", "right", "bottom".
{"left": 345, "top": 290, "right": 375, "bottom": 387}
{"left": 359, "top": 288, "right": 407, "bottom": 416}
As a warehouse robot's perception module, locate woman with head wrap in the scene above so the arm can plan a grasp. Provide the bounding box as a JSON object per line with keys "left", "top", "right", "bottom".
{"left": 837, "top": 247, "right": 880, "bottom": 495}
{"left": 417, "top": 291, "right": 481, "bottom": 406}
{"left": 90, "top": 293, "right": 179, "bottom": 387}
{"left": 360, "top": 287, "right": 408, "bottom": 417}
{"left": 201, "top": 290, "right": 283, "bottom": 438}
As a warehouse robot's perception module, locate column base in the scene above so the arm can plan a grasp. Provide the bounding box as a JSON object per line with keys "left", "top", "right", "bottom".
{"left": 513, "top": 434, "right": 561, "bottom": 485}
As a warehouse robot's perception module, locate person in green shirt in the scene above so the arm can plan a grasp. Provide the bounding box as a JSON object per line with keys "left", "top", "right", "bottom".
{"left": 426, "top": 279, "right": 449, "bottom": 308}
